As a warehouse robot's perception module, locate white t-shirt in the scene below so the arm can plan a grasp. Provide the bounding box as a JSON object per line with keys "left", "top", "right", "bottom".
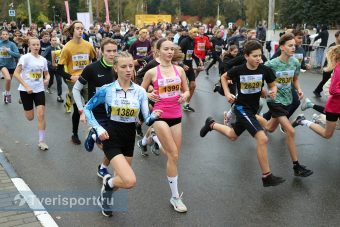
{"left": 18, "top": 53, "right": 48, "bottom": 93}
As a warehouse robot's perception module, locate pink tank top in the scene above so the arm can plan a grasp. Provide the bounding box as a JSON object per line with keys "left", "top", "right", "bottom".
{"left": 153, "top": 65, "right": 182, "bottom": 119}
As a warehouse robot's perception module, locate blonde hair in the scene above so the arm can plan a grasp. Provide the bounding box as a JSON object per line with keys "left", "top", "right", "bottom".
{"left": 324, "top": 45, "right": 340, "bottom": 72}
{"left": 28, "top": 37, "right": 40, "bottom": 45}
{"left": 113, "top": 51, "right": 133, "bottom": 66}
{"left": 172, "top": 45, "right": 184, "bottom": 63}
{"left": 189, "top": 28, "right": 198, "bottom": 35}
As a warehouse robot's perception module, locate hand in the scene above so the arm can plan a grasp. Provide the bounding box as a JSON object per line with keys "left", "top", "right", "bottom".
{"left": 43, "top": 79, "right": 49, "bottom": 86}
{"left": 25, "top": 85, "right": 33, "bottom": 94}
{"left": 80, "top": 112, "right": 87, "bottom": 124}
{"left": 178, "top": 93, "right": 187, "bottom": 104}
{"left": 226, "top": 93, "right": 236, "bottom": 103}
{"left": 261, "top": 89, "right": 267, "bottom": 98}
{"left": 70, "top": 75, "right": 79, "bottom": 83}
{"left": 268, "top": 89, "right": 276, "bottom": 100}
{"left": 152, "top": 109, "right": 163, "bottom": 118}
{"left": 99, "top": 130, "right": 109, "bottom": 141}
{"left": 297, "top": 89, "right": 304, "bottom": 100}
{"left": 227, "top": 80, "right": 233, "bottom": 85}
{"left": 147, "top": 91, "right": 160, "bottom": 102}
{"left": 183, "top": 65, "right": 189, "bottom": 71}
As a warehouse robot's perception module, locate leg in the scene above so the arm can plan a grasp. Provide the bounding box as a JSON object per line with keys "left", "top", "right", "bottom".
{"left": 287, "top": 89, "right": 300, "bottom": 119}
{"left": 72, "top": 104, "right": 80, "bottom": 135}
{"left": 314, "top": 70, "right": 331, "bottom": 94}
{"left": 1, "top": 68, "right": 12, "bottom": 93}
{"left": 277, "top": 116, "right": 298, "bottom": 161}
{"left": 309, "top": 121, "right": 337, "bottom": 139}
{"left": 211, "top": 122, "right": 238, "bottom": 141}
{"left": 48, "top": 70, "right": 54, "bottom": 89}
{"left": 55, "top": 73, "right": 63, "bottom": 97}
{"left": 254, "top": 131, "right": 270, "bottom": 174}
{"left": 187, "top": 81, "right": 196, "bottom": 103}
{"left": 110, "top": 155, "right": 136, "bottom": 189}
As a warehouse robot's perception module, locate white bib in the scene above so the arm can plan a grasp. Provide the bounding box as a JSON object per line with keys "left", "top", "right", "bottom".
{"left": 72, "top": 54, "right": 89, "bottom": 70}
{"left": 240, "top": 74, "right": 263, "bottom": 94}
{"left": 275, "top": 70, "right": 294, "bottom": 89}
{"left": 158, "top": 77, "right": 181, "bottom": 99}
{"left": 186, "top": 50, "right": 193, "bottom": 61}
{"left": 293, "top": 53, "right": 303, "bottom": 64}
{"left": 110, "top": 96, "right": 140, "bottom": 123}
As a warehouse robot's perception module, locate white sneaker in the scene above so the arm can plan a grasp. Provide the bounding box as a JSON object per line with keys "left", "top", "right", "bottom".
{"left": 170, "top": 193, "right": 187, "bottom": 213}
{"left": 38, "top": 142, "right": 49, "bottom": 151}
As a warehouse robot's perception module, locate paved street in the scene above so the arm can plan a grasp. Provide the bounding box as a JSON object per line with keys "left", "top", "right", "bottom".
{"left": 0, "top": 67, "right": 339, "bottom": 227}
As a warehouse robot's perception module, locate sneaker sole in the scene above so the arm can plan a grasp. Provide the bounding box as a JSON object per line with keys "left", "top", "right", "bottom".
{"left": 170, "top": 200, "right": 187, "bottom": 213}
{"left": 137, "top": 142, "right": 148, "bottom": 156}
{"left": 38, "top": 146, "right": 48, "bottom": 151}
{"left": 294, "top": 171, "right": 313, "bottom": 177}
{"left": 100, "top": 185, "right": 113, "bottom": 217}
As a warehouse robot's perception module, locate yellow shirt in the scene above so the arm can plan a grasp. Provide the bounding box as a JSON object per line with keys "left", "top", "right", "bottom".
{"left": 58, "top": 39, "right": 96, "bottom": 77}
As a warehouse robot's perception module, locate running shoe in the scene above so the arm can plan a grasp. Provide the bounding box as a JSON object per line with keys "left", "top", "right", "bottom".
{"left": 57, "top": 96, "right": 64, "bottom": 103}
{"left": 294, "top": 164, "right": 313, "bottom": 177}
{"left": 38, "top": 142, "right": 49, "bottom": 151}
{"left": 136, "top": 123, "right": 143, "bottom": 138}
{"left": 47, "top": 88, "right": 53, "bottom": 94}
{"left": 292, "top": 114, "right": 306, "bottom": 128}
{"left": 312, "top": 113, "right": 322, "bottom": 124}
{"left": 97, "top": 165, "right": 110, "bottom": 179}
{"left": 100, "top": 175, "right": 113, "bottom": 217}
{"left": 151, "top": 142, "right": 160, "bottom": 156}
{"left": 84, "top": 128, "right": 96, "bottom": 152}
{"left": 137, "top": 140, "right": 148, "bottom": 156}
{"left": 6, "top": 94, "right": 11, "bottom": 103}
{"left": 205, "top": 69, "right": 209, "bottom": 76}
{"left": 170, "top": 193, "right": 187, "bottom": 213}
{"left": 200, "top": 117, "right": 215, "bottom": 137}
{"left": 262, "top": 173, "right": 285, "bottom": 187}
{"left": 71, "top": 134, "right": 81, "bottom": 145}
{"left": 183, "top": 104, "right": 195, "bottom": 112}
{"left": 301, "top": 98, "right": 313, "bottom": 111}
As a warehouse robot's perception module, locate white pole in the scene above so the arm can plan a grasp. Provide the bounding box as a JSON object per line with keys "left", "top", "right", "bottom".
{"left": 27, "top": 0, "right": 32, "bottom": 26}
{"left": 267, "top": 0, "right": 275, "bottom": 41}
{"left": 88, "top": 0, "right": 93, "bottom": 24}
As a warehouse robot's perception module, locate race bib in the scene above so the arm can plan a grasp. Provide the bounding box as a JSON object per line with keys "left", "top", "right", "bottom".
{"left": 275, "top": 70, "right": 294, "bottom": 89}
{"left": 197, "top": 42, "right": 205, "bottom": 51}
{"left": 240, "top": 74, "right": 263, "bottom": 94}
{"left": 29, "top": 72, "right": 42, "bottom": 80}
{"left": 0, "top": 48, "right": 10, "bottom": 58}
{"left": 215, "top": 45, "right": 222, "bottom": 52}
{"left": 72, "top": 54, "right": 89, "bottom": 70}
{"left": 111, "top": 97, "right": 139, "bottom": 123}
{"left": 293, "top": 53, "right": 303, "bottom": 63}
{"left": 239, "top": 40, "right": 245, "bottom": 49}
{"left": 186, "top": 50, "right": 193, "bottom": 61}
{"left": 158, "top": 77, "right": 181, "bottom": 98}
{"left": 136, "top": 47, "right": 147, "bottom": 57}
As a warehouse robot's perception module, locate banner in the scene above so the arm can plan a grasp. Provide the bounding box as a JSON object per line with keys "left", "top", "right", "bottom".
{"left": 77, "top": 13, "right": 91, "bottom": 31}
{"left": 65, "top": 1, "right": 71, "bottom": 24}
{"left": 104, "top": 0, "right": 110, "bottom": 24}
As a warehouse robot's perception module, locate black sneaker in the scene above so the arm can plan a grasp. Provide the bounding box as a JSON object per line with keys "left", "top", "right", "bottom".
{"left": 137, "top": 140, "right": 148, "bottom": 156}
{"left": 262, "top": 173, "right": 285, "bottom": 187}
{"left": 57, "top": 96, "right": 64, "bottom": 103}
{"left": 205, "top": 69, "right": 209, "bottom": 75}
{"left": 294, "top": 164, "right": 313, "bottom": 177}
{"left": 313, "top": 90, "right": 322, "bottom": 98}
{"left": 136, "top": 123, "right": 143, "bottom": 137}
{"left": 71, "top": 134, "right": 81, "bottom": 145}
{"left": 183, "top": 104, "right": 195, "bottom": 112}
{"left": 292, "top": 114, "right": 306, "bottom": 128}
{"left": 200, "top": 117, "right": 215, "bottom": 137}
{"left": 100, "top": 175, "right": 113, "bottom": 217}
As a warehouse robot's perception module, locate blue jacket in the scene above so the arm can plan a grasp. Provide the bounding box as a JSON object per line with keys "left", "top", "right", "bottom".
{"left": 0, "top": 40, "right": 20, "bottom": 69}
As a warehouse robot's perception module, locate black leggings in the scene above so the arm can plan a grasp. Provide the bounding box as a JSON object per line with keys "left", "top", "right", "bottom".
{"left": 72, "top": 104, "right": 80, "bottom": 135}
{"left": 313, "top": 104, "right": 325, "bottom": 114}
{"left": 206, "top": 53, "right": 222, "bottom": 71}
{"left": 314, "top": 70, "right": 332, "bottom": 93}
{"left": 48, "top": 69, "right": 63, "bottom": 96}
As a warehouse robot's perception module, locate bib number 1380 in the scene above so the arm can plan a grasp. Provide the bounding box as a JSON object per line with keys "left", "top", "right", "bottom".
{"left": 115, "top": 108, "right": 135, "bottom": 117}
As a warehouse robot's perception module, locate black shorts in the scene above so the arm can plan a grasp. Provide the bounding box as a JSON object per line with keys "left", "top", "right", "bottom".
{"left": 267, "top": 102, "right": 290, "bottom": 118}
{"left": 326, "top": 112, "right": 340, "bottom": 122}
{"left": 20, "top": 91, "right": 45, "bottom": 111}
{"left": 232, "top": 104, "right": 263, "bottom": 137}
{"left": 0, "top": 66, "right": 15, "bottom": 74}
{"left": 185, "top": 67, "right": 195, "bottom": 82}
{"left": 193, "top": 57, "right": 205, "bottom": 67}
{"left": 155, "top": 118, "right": 182, "bottom": 127}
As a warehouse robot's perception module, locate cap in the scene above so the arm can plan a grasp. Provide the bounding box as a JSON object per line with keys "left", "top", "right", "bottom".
{"left": 46, "top": 24, "right": 52, "bottom": 29}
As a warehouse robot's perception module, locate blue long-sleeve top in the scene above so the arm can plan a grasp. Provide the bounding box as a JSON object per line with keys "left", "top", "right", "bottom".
{"left": 0, "top": 40, "right": 20, "bottom": 69}
{"left": 84, "top": 80, "right": 156, "bottom": 136}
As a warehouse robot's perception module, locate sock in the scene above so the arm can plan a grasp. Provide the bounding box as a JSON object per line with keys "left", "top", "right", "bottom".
{"left": 38, "top": 130, "right": 45, "bottom": 142}
{"left": 5, "top": 90, "right": 10, "bottom": 95}
{"left": 100, "top": 163, "right": 108, "bottom": 169}
{"left": 301, "top": 120, "right": 313, "bottom": 127}
{"left": 184, "top": 102, "right": 189, "bottom": 106}
{"left": 152, "top": 135, "right": 162, "bottom": 149}
{"left": 141, "top": 136, "right": 148, "bottom": 146}
{"left": 167, "top": 176, "right": 179, "bottom": 198}
{"left": 262, "top": 172, "right": 271, "bottom": 178}
{"left": 293, "top": 160, "right": 299, "bottom": 166}
{"left": 108, "top": 178, "right": 114, "bottom": 188}
{"left": 91, "top": 133, "right": 96, "bottom": 140}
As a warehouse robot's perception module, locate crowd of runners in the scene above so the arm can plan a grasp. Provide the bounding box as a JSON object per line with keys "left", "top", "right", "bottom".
{"left": 0, "top": 19, "right": 339, "bottom": 217}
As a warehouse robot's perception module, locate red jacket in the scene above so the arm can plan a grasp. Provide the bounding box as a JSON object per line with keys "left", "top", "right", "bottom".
{"left": 325, "top": 63, "right": 340, "bottom": 114}
{"left": 194, "top": 35, "right": 212, "bottom": 60}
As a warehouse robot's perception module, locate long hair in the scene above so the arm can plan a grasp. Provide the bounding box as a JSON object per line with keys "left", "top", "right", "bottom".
{"left": 324, "top": 45, "right": 340, "bottom": 72}
{"left": 63, "top": 20, "right": 83, "bottom": 38}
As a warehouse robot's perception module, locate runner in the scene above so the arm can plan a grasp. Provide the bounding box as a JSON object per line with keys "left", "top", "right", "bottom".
{"left": 72, "top": 38, "right": 117, "bottom": 179}
{"left": 257, "top": 34, "right": 313, "bottom": 177}
{"left": 194, "top": 25, "right": 212, "bottom": 76}
{"left": 200, "top": 40, "right": 285, "bottom": 187}
{"left": 293, "top": 45, "right": 340, "bottom": 139}
{"left": 58, "top": 20, "right": 96, "bottom": 145}
{"left": 0, "top": 29, "right": 20, "bottom": 104}
{"left": 205, "top": 29, "right": 225, "bottom": 75}
{"left": 13, "top": 37, "right": 50, "bottom": 150}
{"left": 128, "top": 29, "right": 151, "bottom": 60}
{"left": 142, "top": 39, "right": 190, "bottom": 212}
{"left": 84, "top": 51, "right": 161, "bottom": 217}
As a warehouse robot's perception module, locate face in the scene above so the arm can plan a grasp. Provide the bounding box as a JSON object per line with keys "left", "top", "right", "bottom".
{"left": 51, "top": 37, "right": 58, "bottom": 46}
{"left": 167, "top": 32, "right": 174, "bottom": 41}
{"left": 294, "top": 35, "right": 303, "bottom": 46}
{"left": 102, "top": 43, "right": 118, "bottom": 64}
{"left": 1, "top": 31, "right": 9, "bottom": 41}
{"left": 73, "top": 23, "right": 84, "bottom": 39}
{"left": 140, "top": 32, "right": 148, "bottom": 39}
{"left": 114, "top": 57, "right": 134, "bottom": 81}
{"left": 42, "top": 34, "right": 50, "bottom": 43}
{"left": 189, "top": 31, "right": 198, "bottom": 39}
{"left": 158, "top": 40, "right": 175, "bottom": 62}
{"left": 248, "top": 30, "right": 256, "bottom": 39}
{"left": 336, "top": 35, "right": 340, "bottom": 44}
{"left": 245, "top": 49, "right": 262, "bottom": 68}
{"left": 156, "top": 30, "right": 162, "bottom": 38}
{"left": 230, "top": 48, "right": 239, "bottom": 57}
{"left": 216, "top": 31, "right": 222, "bottom": 38}
{"left": 51, "top": 30, "right": 57, "bottom": 37}
{"left": 32, "top": 30, "right": 38, "bottom": 37}
{"left": 29, "top": 39, "right": 41, "bottom": 54}
{"left": 281, "top": 39, "right": 296, "bottom": 56}
{"left": 199, "top": 27, "right": 205, "bottom": 35}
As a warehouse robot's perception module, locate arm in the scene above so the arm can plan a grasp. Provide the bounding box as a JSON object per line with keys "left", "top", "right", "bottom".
{"left": 178, "top": 67, "right": 190, "bottom": 102}
{"left": 267, "top": 81, "right": 277, "bottom": 100}
{"left": 139, "top": 89, "right": 161, "bottom": 126}
{"left": 8, "top": 43, "right": 20, "bottom": 58}
{"left": 43, "top": 71, "right": 50, "bottom": 86}
{"left": 13, "top": 65, "right": 32, "bottom": 93}
{"left": 329, "top": 67, "right": 340, "bottom": 95}
{"left": 293, "top": 76, "right": 303, "bottom": 99}
{"left": 141, "top": 69, "right": 159, "bottom": 103}
{"left": 221, "top": 73, "right": 235, "bottom": 103}
{"left": 72, "top": 80, "right": 85, "bottom": 111}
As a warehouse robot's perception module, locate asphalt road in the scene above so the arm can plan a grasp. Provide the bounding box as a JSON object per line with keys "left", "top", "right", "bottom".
{"left": 0, "top": 66, "right": 339, "bottom": 227}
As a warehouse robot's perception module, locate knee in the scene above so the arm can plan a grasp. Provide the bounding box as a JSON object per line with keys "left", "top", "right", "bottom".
{"left": 37, "top": 111, "right": 45, "bottom": 120}
{"left": 27, "top": 116, "right": 34, "bottom": 121}
{"left": 324, "top": 132, "right": 333, "bottom": 139}
{"left": 285, "top": 127, "right": 295, "bottom": 137}
{"left": 124, "top": 176, "right": 136, "bottom": 189}
{"left": 167, "top": 151, "right": 179, "bottom": 163}
{"left": 190, "top": 82, "right": 196, "bottom": 90}
{"left": 257, "top": 134, "right": 268, "bottom": 145}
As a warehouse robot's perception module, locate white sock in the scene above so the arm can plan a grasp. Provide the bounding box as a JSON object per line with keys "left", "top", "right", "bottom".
{"left": 152, "top": 135, "right": 162, "bottom": 149}
{"left": 108, "top": 178, "right": 114, "bottom": 188}
{"left": 167, "top": 176, "right": 179, "bottom": 198}
{"left": 91, "top": 133, "right": 96, "bottom": 140}
{"left": 5, "top": 91, "right": 10, "bottom": 95}
{"left": 301, "top": 120, "right": 313, "bottom": 127}
{"left": 141, "top": 136, "right": 148, "bottom": 146}
{"left": 100, "top": 163, "right": 108, "bottom": 169}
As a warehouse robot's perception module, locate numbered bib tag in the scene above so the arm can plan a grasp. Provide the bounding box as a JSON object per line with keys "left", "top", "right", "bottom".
{"left": 293, "top": 53, "right": 303, "bottom": 64}
{"left": 28, "top": 71, "right": 42, "bottom": 80}
{"left": 0, "top": 49, "right": 10, "bottom": 58}
{"left": 136, "top": 47, "right": 147, "bottom": 57}
{"left": 275, "top": 70, "right": 294, "bottom": 89}
{"left": 111, "top": 97, "right": 140, "bottom": 123}
{"left": 72, "top": 54, "right": 89, "bottom": 70}
{"left": 240, "top": 74, "right": 263, "bottom": 94}
{"left": 186, "top": 50, "right": 193, "bottom": 61}
{"left": 158, "top": 77, "right": 181, "bottom": 98}
{"left": 215, "top": 45, "right": 222, "bottom": 52}
{"left": 239, "top": 40, "right": 245, "bottom": 49}
{"left": 197, "top": 42, "right": 205, "bottom": 51}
